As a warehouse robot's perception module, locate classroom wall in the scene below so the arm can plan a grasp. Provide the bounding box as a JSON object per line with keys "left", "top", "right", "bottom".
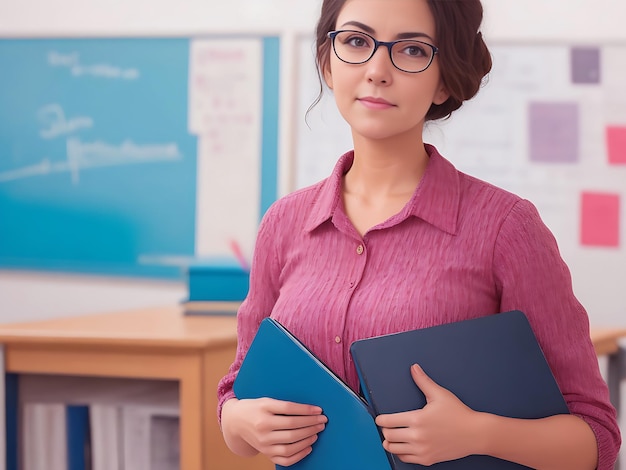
{"left": 1, "top": 0, "right": 624, "bottom": 41}
{"left": 1, "top": 0, "right": 625, "bottom": 324}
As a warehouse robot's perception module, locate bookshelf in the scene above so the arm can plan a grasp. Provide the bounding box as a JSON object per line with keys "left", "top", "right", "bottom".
{"left": 0, "top": 306, "right": 273, "bottom": 470}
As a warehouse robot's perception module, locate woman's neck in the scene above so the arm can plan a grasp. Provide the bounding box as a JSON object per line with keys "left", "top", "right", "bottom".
{"left": 345, "top": 134, "right": 430, "bottom": 200}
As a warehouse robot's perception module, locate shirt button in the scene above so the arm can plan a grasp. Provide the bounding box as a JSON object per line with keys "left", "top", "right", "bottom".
{"left": 356, "top": 244, "right": 364, "bottom": 255}
{"left": 334, "top": 336, "right": 342, "bottom": 344}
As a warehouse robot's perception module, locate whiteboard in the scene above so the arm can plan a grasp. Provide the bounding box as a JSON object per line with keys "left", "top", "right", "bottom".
{"left": 0, "top": 36, "right": 280, "bottom": 279}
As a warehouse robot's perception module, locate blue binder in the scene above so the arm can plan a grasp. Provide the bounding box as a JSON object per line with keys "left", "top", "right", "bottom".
{"left": 350, "top": 310, "right": 570, "bottom": 469}
{"left": 233, "top": 318, "right": 391, "bottom": 470}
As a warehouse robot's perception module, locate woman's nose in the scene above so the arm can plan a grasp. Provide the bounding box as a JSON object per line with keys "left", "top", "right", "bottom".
{"left": 365, "top": 46, "right": 394, "bottom": 84}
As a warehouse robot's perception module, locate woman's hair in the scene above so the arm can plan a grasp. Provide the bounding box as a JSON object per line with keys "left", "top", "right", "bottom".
{"left": 309, "top": 0, "right": 493, "bottom": 121}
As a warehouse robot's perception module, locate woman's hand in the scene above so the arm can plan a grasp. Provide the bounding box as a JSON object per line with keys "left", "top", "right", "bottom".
{"left": 375, "top": 364, "right": 482, "bottom": 466}
{"left": 221, "top": 397, "right": 328, "bottom": 466}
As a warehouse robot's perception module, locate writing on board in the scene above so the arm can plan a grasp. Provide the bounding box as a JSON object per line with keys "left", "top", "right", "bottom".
{"left": 38, "top": 104, "right": 93, "bottom": 139}
{"left": 0, "top": 98, "right": 184, "bottom": 185}
{"left": 0, "top": 38, "right": 198, "bottom": 277}
{"left": 48, "top": 50, "right": 140, "bottom": 80}
{"left": 190, "top": 38, "right": 264, "bottom": 259}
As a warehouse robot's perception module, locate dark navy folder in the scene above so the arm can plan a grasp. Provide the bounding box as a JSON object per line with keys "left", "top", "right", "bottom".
{"left": 350, "top": 310, "right": 570, "bottom": 470}
{"left": 233, "top": 317, "right": 391, "bottom": 470}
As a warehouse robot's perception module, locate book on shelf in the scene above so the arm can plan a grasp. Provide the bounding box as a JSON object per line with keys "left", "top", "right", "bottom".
{"left": 90, "top": 402, "right": 180, "bottom": 470}
{"left": 90, "top": 403, "right": 123, "bottom": 470}
{"left": 67, "top": 405, "right": 90, "bottom": 470}
{"left": 22, "top": 403, "right": 90, "bottom": 470}
{"left": 122, "top": 403, "right": 179, "bottom": 470}
{"left": 151, "top": 416, "right": 180, "bottom": 470}
{"left": 22, "top": 403, "right": 66, "bottom": 470}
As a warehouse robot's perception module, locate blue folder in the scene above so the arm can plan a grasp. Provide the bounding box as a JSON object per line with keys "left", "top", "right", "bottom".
{"left": 350, "top": 310, "right": 570, "bottom": 469}
{"left": 233, "top": 317, "right": 391, "bottom": 470}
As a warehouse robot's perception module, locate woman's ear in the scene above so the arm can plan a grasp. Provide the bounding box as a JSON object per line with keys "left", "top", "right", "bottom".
{"left": 323, "top": 65, "right": 333, "bottom": 90}
{"left": 433, "top": 83, "right": 449, "bottom": 105}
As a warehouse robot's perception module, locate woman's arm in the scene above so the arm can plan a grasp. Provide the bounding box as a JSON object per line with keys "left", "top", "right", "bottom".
{"left": 217, "top": 203, "right": 284, "bottom": 422}
{"left": 376, "top": 364, "right": 597, "bottom": 469}
{"left": 477, "top": 411, "right": 597, "bottom": 470}
{"left": 217, "top": 199, "right": 330, "bottom": 466}
{"left": 493, "top": 200, "right": 620, "bottom": 469}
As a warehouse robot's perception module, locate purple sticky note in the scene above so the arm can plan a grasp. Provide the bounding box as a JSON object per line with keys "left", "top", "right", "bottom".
{"left": 529, "top": 102, "right": 579, "bottom": 163}
{"left": 571, "top": 47, "right": 601, "bottom": 84}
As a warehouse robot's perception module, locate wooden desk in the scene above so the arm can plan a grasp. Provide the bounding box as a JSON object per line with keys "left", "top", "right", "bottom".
{"left": 0, "top": 306, "right": 272, "bottom": 470}
{"left": 591, "top": 327, "right": 626, "bottom": 418}
{"left": 590, "top": 328, "right": 626, "bottom": 356}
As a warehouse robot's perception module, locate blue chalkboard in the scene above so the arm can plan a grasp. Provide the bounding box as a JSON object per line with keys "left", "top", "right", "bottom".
{"left": 0, "top": 36, "right": 280, "bottom": 279}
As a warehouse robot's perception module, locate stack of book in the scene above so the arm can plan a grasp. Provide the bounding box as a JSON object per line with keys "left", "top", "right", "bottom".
{"left": 19, "top": 375, "right": 180, "bottom": 470}
{"left": 181, "top": 259, "right": 249, "bottom": 315}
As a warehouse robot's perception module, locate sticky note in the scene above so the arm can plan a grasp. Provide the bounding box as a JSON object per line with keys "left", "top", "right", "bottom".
{"left": 571, "top": 47, "right": 601, "bottom": 84}
{"left": 529, "top": 102, "right": 579, "bottom": 163}
{"left": 606, "top": 126, "right": 626, "bottom": 164}
{"left": 580, "top": 192, "right": 620, "bottom": 247}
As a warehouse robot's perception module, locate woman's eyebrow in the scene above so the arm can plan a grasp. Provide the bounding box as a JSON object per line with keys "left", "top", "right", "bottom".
{"left": 339, "top": 20, "right": 435, "bottom": 42}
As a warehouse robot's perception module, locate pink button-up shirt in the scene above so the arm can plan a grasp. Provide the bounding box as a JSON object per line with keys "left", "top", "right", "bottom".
{"left": 218, "top": 144, "right": 620, "bottom": 468}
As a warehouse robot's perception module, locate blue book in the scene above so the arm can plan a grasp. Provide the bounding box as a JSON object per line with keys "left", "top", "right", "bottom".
{"left": 233, "top": 318, "right": 391, "bottom": 470}
{"left": 5, "top": 373, "right": 19, "bottom": 470}
{"left": 67, "top": 405, "right": 90, "bottom": 470}
{"left": 350, "top": 310, "right": 570, "bottom": 469}
{"left": 187, "top": 262, "right": 249, "bottom": 302}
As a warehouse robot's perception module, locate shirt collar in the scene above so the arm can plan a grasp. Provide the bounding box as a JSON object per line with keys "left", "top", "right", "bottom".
{"left": 304, "top": 144, "right": 460, "bottom": 235}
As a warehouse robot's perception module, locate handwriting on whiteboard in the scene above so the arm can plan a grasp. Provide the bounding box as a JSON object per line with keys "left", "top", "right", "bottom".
{"left": 187, "top": 39, "right": 261, "bottom": 147}
{"left": 0, "top": 138, "right": 181, "bottom": 185}
{"left": 48, "top": 50, "right": 140, "bottom": 80}
{"left": 38, "top": 104, "right": 94, "bottom": 139}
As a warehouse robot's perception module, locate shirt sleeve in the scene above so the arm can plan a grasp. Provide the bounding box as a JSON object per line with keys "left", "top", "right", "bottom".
{"left": 216, "top": 203, "right": 283, "bottom": 424}
{"left": 493, "top": 199, "right": 621, "bottom": 470}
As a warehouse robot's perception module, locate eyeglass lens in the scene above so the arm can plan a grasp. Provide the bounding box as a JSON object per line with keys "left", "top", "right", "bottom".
{"left": 332, "top": 30, "right": 435, "bottom": 73}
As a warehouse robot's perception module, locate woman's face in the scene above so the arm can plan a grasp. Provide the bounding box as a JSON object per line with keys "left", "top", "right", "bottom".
{"left": 324, "top": 0, "right": 449, "bottom": 143}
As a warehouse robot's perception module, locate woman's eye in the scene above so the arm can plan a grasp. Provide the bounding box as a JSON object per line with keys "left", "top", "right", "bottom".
{"left": 347, "top": 36, "right": 370, "bottom": 48}
{"left": 403, "top": 44, "right": 426, "bottom": 56}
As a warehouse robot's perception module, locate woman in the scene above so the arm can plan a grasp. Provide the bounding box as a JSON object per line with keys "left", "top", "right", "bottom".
{"left": 217, "top": 0, "right": 621, "bottom": 468}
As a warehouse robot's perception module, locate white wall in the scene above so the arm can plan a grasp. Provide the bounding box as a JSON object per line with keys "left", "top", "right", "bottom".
{"left": 1, "top": 0, "right": 624, "bottom": 41}
{"left": 1, "top": 0, "right": 625, "bottom": 324}
{"left": 0, "top": 271, "right": 186, "bottom": 322}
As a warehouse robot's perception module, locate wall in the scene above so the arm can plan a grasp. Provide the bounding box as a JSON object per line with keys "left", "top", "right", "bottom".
{"left": 1, "top": 0, "right": 625, "bottom": 324}
{"left": 1, "top": 0, "right": 624, "bottom": 41}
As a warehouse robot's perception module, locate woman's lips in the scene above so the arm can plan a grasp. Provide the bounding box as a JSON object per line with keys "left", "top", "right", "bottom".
{"left": 358, "top": 96, "right": 395, "bottom": 109}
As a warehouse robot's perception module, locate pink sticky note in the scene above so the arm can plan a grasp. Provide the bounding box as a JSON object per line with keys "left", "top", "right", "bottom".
{"left": 606, "top": 126, "right": 626, "bottom": 165}
{"left": 580, "top": 192, "right": 620, "bottom": 247}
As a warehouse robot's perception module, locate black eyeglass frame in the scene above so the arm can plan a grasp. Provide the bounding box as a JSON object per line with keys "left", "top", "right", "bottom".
{"left": 327, "top": 30, "right": 439, "bottom": 74}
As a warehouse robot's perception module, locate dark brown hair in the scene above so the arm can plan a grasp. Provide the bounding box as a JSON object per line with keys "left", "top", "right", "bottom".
{"left": 309, "top": 0, "right": 492, "bottom": 121}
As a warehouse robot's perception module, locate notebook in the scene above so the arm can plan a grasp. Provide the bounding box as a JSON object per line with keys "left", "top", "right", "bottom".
{"left": 233, "top": 317, "right": 391, "bottom": 470}
{"left": 350, "top": 310, "right": 570, "bottom": 469}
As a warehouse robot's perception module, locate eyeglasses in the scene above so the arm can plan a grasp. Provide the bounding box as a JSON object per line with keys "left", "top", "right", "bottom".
{"left": 327, "top": 30, "right": 439, "bottom": 74}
